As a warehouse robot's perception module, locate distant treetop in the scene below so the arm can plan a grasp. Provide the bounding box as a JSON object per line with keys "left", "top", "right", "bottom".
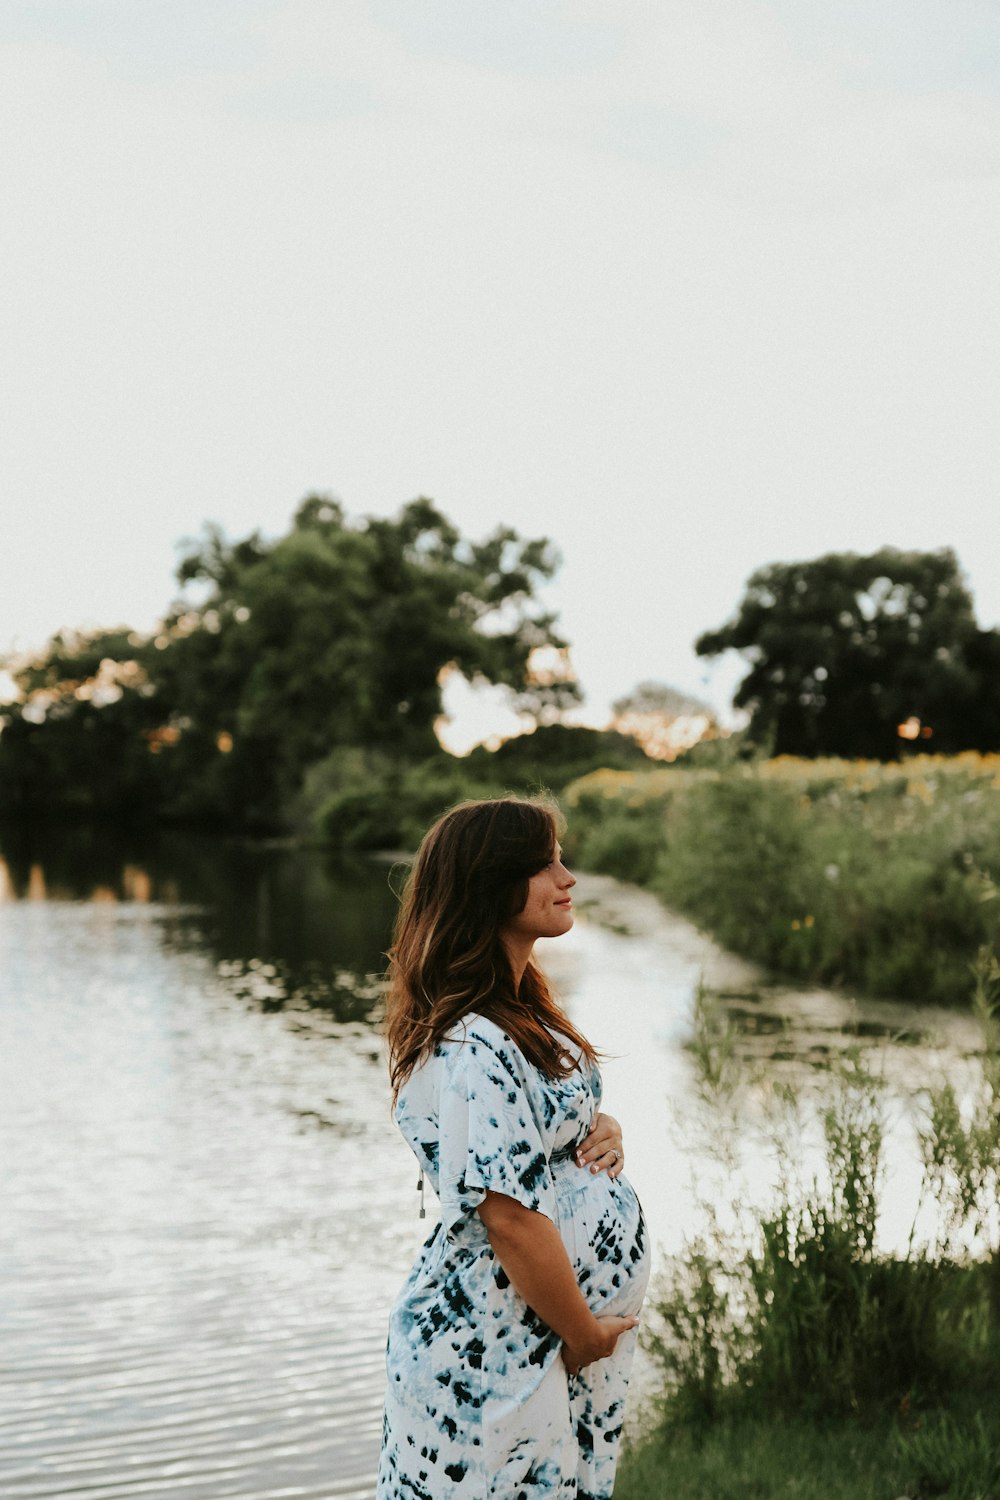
{"left": 695, "top": 547, "right": 1000, "bottom": 759}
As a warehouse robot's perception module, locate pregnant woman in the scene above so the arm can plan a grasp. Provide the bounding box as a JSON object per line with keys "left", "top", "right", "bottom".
{"left": 376, "top": 797, "right": 651, "bottom": 1499}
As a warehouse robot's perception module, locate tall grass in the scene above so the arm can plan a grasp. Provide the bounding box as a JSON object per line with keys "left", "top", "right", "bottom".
{"left": 920, "top": 948, "right": 1000, "bottom": 1326}
{"left": 646, "top": 1048, "right": 973, "bottom": 1426}
{"left": 564, "top": 754, "right": 1000, "bottom": 1007}
{"left": 620, "top": 957, "right": 1000, "bottom": 1499}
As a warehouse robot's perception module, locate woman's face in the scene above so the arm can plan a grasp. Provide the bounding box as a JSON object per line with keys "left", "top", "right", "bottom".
{"left": 503, "top": 842, "right": 576, "bottom": 946}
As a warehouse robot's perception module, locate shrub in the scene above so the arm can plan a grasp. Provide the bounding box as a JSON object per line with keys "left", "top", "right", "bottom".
{"left": 570, "top": 810, "right": 666, "bottom": 884}
{"left": 653, "top": 778, "right": 823, "bottom": 969}
{"left": 563, "top": 754, "right": 1000, "bottom": 1010}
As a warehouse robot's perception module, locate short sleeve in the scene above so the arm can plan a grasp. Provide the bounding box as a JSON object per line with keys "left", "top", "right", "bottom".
{"left": 436, "top": 1033, "right": 557, "bottom": 1238}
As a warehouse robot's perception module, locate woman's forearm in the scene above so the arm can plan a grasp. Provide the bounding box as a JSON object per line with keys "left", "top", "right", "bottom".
{"left": 478, "top": 1199, "right": 598, "bottom": 1347}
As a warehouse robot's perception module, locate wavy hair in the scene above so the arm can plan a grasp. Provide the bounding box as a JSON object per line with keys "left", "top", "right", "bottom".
{"left": 385, "top": 796, "right": 598, "bottom": 1103}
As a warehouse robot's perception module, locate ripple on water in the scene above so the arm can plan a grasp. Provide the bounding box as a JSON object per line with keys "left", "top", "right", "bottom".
{"left": 0, "top": 901, "right": 414, "bottom": 1500}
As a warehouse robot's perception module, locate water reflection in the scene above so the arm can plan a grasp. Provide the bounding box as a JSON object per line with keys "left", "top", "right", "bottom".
{"left": 0, "top": 826, "right": 413, "bottom": 1500}
{"left": 214, "top": 958, "right": 388, "bottom": 1026}
{"left": 0, "top": 820, "right": 401, "bottom": 1024}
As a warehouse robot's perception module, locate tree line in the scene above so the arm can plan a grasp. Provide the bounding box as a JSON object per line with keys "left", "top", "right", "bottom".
{"left": 1, "top": 500, "right": 998, "bottom": 837}
{"left": 696, "top": 547, "right": 1000, "bottom": 760}
{"left": 0, "top": 497, "right": 600, "bottom": 828}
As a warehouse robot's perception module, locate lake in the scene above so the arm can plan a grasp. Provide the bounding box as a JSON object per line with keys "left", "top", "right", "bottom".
{"left": 0, "top": 824, "right": 982, "bottom": 1499}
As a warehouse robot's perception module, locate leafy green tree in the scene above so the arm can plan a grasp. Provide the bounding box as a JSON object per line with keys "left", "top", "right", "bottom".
{"left": 964, "top": 628, "right": 1000, "bottom": 752}
{"left": 154, "top": 496, "right": 578, "bottom": 822}
{"left": 695, "top": 548, "right": 998, "bottom": 759}
{"left": 0, "top": 497, "right": 578, "bottom": 827}
{"left": 0, "top": 628, "right": 166, "bottom": 816}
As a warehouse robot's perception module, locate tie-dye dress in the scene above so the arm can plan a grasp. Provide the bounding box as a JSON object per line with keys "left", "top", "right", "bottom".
{"left": 376, "top": 1014, "right": 650, "bottom": 1499}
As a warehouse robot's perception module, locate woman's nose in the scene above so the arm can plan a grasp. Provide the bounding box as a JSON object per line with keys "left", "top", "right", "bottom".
{"left": 560, "top": 865, "right": 576, "bottom": 888}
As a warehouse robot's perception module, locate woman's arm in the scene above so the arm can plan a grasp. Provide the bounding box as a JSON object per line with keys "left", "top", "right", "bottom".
{"left": 477, "top": 1190, "right": 638, "bottom": 1374}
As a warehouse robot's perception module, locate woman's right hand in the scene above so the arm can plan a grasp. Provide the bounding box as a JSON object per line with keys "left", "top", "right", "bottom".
{"left": 561, "top": 1314, "right": 639, "bottom": 1376}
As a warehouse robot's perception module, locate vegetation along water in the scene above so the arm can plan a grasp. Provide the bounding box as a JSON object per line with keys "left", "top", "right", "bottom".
{"left": 564, "top": 752, "right": 1000, "bottom": 1010}
{"left": 3, "top": 500, "right": 1000, "bottom": 1495}
{"left": 615, "top": 953, "right": 1000, "bottom": 1500}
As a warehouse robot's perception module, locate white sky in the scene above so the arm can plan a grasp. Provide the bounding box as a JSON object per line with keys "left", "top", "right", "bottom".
{"left": 2, "top": 1, "right": 999, "bottom": 747}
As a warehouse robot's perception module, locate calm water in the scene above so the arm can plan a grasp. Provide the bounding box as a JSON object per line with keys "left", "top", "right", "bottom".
{"left": 0, "top": 825, "right": 981, "bottom": 1499}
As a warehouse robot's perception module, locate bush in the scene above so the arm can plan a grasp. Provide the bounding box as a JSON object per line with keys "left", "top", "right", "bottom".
{"left": 654, "top": 779, "right": 823, "bottom": 968}
{"left": 563, "top": 754, "right": 1000, "bottom": 1010}
{"left": 294, "top": 746, "right": 500, "bottom": 850}
{"left": 463, "top": 723, "right": 651, "bottom": 786}
{"left": 299, "top": 731, "right": 655, "bottom": 852}
{"left": 571, "top": 810, "right": 666, "bottom": 884}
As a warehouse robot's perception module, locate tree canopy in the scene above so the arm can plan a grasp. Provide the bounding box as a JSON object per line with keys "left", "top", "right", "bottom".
{"left": 0, "top": 497, "right": 580, "bottom": 827}
{"left": 696, "top": 547, "right": 1000, "bottom": 759}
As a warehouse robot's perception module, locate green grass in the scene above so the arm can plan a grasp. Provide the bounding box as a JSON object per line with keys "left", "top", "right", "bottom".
{"left": 615, "top": 1402, "right": 1000, "bottom": 1500}
{"left": 615, "top": 1413, "right": 904, "bottom": 1500}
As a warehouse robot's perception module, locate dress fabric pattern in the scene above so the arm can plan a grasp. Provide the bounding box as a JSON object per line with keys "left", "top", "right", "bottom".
{"left": 376, "top": 1015, "right": 650, "bottom": 1499}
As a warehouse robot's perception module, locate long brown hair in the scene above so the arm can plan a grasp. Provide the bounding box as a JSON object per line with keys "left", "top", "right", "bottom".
{"left": 385, "top": 796, "right": 598, "bottom": 1103}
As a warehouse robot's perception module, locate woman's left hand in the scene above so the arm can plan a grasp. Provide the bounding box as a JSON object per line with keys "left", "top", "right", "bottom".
{"left": 576, "top": 1112, "right": 624, "bottom": 1178}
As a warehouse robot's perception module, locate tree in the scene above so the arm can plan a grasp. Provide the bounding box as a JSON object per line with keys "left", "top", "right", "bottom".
{"left": 0, "top": 629, "right": 166, "bottom": 816}
{"left": 695, "top": 548, "right": 999, "bottom": 759}
{"left": 610, "top": 680, "right": 718, "bottom": 761}
{"left": 0, "top": 497, "right": 579, "bottom": 827}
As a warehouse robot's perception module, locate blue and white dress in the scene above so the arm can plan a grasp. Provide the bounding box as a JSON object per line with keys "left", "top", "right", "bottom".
{"left": 376, "top": 1014, "right": 650, "bottom": 1499}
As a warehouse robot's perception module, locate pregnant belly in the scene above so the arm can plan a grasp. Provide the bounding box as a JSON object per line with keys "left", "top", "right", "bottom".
{"left": 553, "top": 1165, "right": 650, "bottom": 1319}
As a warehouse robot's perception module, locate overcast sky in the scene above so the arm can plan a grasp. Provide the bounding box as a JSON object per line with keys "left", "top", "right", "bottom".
{"left": 2, "top": 1, "right": 999, "bottom": 747}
